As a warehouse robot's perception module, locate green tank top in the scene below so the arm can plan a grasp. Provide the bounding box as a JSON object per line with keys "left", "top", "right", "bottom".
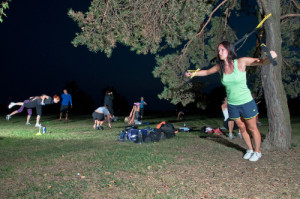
{"left": 221, "top": 59, "right": 252, "bottom": 105}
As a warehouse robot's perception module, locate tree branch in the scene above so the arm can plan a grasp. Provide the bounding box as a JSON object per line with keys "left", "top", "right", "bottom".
{"left": 178, "top": 0, "right": 229, "bottom": 64}
{"left": 258, "top": 0, "right": 270, "bottom": 15}
{"left": 101, "top": 0, "right": 110, "bottom": 28}
{"left": 291, "top": 0, "right": 300, "bottom": 10}
{"left": 280, "top": 13, "right": 300, "bottom": 20}
{"left": 282, "top": 57, "right": 292, "bottom": 68}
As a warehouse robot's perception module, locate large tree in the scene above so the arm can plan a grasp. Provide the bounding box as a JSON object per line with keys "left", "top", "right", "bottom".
{"left": 69, "top": 0, "right": 299, "bottom": 151}
{"left": 256, "top": 0, "right": 298, "bottom": 150}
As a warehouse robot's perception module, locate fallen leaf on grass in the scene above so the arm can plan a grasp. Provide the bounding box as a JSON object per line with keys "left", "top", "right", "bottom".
{"left": 59, "top": 192, "right": 62, "bottom": 195}
{"left": 105, "top": 172, "right": 111, "bottom": 175}
{"left": 47, "top": 186, "right": 51, "bottom": 190}
{"left": 80, "top": 176, "right": 86, "bottom": 179}
{"left": 147, "top": 166, "right": 152, "bottom": 170}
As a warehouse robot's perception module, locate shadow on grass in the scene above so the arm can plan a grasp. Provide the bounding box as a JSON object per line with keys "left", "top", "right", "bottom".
{"left": 199, "top": 134, "right": 245, "bottom": 152}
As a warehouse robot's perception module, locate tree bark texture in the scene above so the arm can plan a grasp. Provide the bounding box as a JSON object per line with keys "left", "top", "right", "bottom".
{"left": 258, "top": 0, "right": 291, "bottom": 151}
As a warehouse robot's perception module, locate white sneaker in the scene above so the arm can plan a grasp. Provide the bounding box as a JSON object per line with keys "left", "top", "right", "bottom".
{"left": 228, "top": 133, "right": 234, "bottom": 139}
{"left": 243, "top": 149, "right": 254, "bottom": 159}
{"left": 237, "top": 133, "right": 242, "bottom": 139}
{"left": 25, "top": 123, "right": 31, "bottom": 125}
{"left": 6, "top": 115, "right": 11, "bottom": 121}
{"left": 8, "top": 102, "right": 15, "bottom": 109}
{"left": 249, "top": 152, "right": 262, "bottom": 162}
{"left": 35, "top": 123, "right": 41, "bottom": 128}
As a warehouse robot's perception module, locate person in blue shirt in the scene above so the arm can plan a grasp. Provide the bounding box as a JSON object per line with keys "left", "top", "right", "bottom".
{"left": 59, "top": 89, "right": 72, "bottom": 121}
{"left": 139, "top": 97, "right": 147, "bottom": 120}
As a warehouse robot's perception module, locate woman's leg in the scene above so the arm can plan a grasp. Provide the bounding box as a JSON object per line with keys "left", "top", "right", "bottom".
{"left": 8, "top": 102, "right": 24, "bottom": 109}
{"left": 9, "top": 101, "right": 28, "bottom": 117}
{"left": 234, "top": 118, "right": 253, "bottom": 151}
{"left": 227, "top": 120, "right": 234, "bottom": 139}
{"left": 244, "top": 117, "right": 261, "bottom": 153}
{"left": 93, "top": 120, "right": 97, "bottom": 129}
{"left": 36, "top": 115, "right": 40, "bottom": 124}
{"left": 9, "top": 110, "right": 19, "bottom": 117}
{"left": 228, "top": 121, "right": 234, "bottom": 133}
{"left": 6, "top": 110, "right": 18, "bottom": 120}
{"left": 26, "top": 115, "right": 31, "bottom": 124}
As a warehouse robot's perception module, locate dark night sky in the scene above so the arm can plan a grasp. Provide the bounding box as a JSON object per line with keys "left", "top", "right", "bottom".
{"left": 0, "top": 1, "right": 257, "bottom": 112}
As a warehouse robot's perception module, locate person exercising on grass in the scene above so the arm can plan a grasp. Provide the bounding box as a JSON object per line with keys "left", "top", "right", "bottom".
{"left": 8, "top": 95, "right": 60, "bottom": 127}
{"left": 186, "top": 41, "right": 277, "bottom": 162}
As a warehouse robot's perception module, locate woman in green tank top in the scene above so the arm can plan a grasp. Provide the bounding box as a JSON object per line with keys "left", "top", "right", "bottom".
{"left": 186, "top": 41, "right": 277, "bottom": 162}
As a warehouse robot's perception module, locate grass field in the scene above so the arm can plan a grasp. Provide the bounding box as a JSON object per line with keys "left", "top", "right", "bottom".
{"left": 0, "top": 114, "right": 299, "bottom": 198}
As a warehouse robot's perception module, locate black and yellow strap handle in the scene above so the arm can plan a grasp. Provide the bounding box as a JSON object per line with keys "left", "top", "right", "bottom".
{"left": 260, "top": 43, "right": 277, "bottom": 66}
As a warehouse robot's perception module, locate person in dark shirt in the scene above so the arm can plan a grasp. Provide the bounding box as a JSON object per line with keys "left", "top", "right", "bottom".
{"left": 104, "top": 90, "right": 115, "bottom": 120}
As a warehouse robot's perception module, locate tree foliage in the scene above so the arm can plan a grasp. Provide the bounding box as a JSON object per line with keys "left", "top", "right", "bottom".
{"left": 0, "top": 0, "right": 11, "bottom": 23}
{"left": 280, "top": 0, "right": 300, "bottom": 98}
{"left": 69, "top": 0, "right": 299, "bottom": 105}
{"left": 69, "top": 0, "right": 219, "bottom": 56}
{"left": 69, "top": 0, "right": 239, "bottom": 106}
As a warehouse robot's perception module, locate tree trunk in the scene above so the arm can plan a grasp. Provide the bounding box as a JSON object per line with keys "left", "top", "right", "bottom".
{"left": 258, "top": 0, "right": 291, "bottom": 151}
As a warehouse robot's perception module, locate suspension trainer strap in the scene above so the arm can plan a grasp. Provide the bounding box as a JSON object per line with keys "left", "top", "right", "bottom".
{"left": 260, "top": 43, "right": 277, "bottom": 66}
{"left": 234, "top": 13, "right": 272, "bottom": 48}
{"left": 184, "top": 13, "right": 274, "bottom": 80}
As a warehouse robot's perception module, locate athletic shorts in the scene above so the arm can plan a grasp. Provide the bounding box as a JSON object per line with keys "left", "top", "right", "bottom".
{"left": 228, "top": 99, "right": 258, "bottom": 120}
{"left": 92, "top": 112, "right": 105, "bottom": 121}
{"left": 60, "top": 105, "right": 69, "bottom": 113}
{"left": 17, "top": 100, "right": 32, "bottom": 115}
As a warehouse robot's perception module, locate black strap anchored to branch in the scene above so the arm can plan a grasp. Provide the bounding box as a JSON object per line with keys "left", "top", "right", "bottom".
{"left": 186, "top": 14, "right": 277, "bottom": 78}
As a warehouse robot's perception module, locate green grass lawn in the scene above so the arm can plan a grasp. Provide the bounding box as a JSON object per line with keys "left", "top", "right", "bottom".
{"left": 0, "top": 114, "right": 299, "bottom": 198}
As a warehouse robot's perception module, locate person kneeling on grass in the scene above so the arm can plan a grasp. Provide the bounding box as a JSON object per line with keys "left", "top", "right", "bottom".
{"left": 8, "top": 94, "right": 60, "bottom": 127}
{"left": 92, "top": 104, "right": 112, "bottom": 130}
